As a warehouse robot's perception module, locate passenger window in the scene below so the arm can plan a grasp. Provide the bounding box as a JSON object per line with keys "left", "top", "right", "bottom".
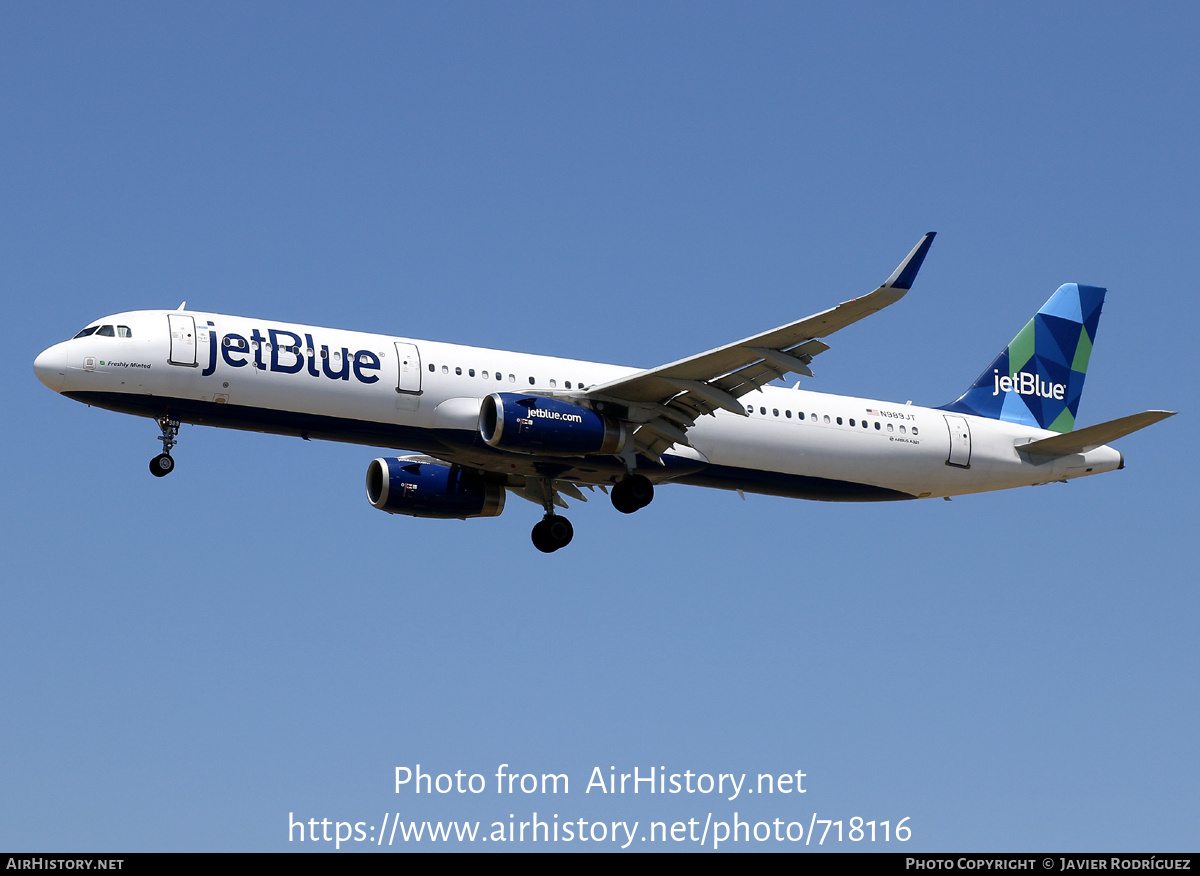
{"left": 455, "top": 367, "right": 462, "bottom": 375}
{"left": 496, "top": 372, "right": 502, "bottom": 381}
{"left": 97, "top": 325, "right": 115, "bottom": 337}
{"left": 799, "top": 412, "right": 805, "bottom": 421}
{"left": 508, "top": 374, "right": 515, "bottom": 383}
{"left": 549, "top": 379, "right": 557, "bottom": 388}
{"left": 874, "top": 422, "right": 881, "bottom": 430}
{"left": 565, "top": 381, "right": 572, "bottom": 389}
{"left": 785, "top": 410, "right": 792, "bottom": 418}
{"left": 900, "top": 425, "right": 906, "bottom": 434}
{"left": 823, "top": 415, "right": 830, "bottom": 424}
{"left": 849, "top": 418, "right": 855, "bottom": 427}
{"left": 528, "top": 376, "right": 535, "bottom": 385}
{"left": 469, "top": 369, "right": 475, "bottom": 377}
{"left": 441, "top": 365, "right": 448, "bottom": 374}
{"left": 428, "top": 363, "right": 434, "bottom": 371}
{"left": 482, "top": 371, "right": 489, "bottom": 379}
{"left": 117, "top": 326, "right": 132, "bottom": 338}
{"left": 773, "top": 409, "right": 779, "bottom": 417}
{"left": 912, "top": 427, "right": 919, "bottom": 435}
{"left": 836, "top": 417, "right": 843, "bottom": 425}
{"left": 887, "top": 423, "right": 894, "bottom": 432}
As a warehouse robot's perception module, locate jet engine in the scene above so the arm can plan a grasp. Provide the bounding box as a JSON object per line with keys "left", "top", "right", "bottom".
{"left": 478, "top": 393, "right": 626, "bottom": 456}
{"left": 365, "top": 457, "right": 505, "bottom": 519}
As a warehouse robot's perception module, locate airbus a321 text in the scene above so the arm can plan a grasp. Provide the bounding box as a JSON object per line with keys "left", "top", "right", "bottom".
{"left": 34, "top": 234, "right": 1174, "bottom": 552}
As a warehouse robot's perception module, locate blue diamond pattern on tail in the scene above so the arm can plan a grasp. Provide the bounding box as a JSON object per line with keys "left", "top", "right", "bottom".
{"left": 938, "top": 284, "right": 1105, "bottom": 433}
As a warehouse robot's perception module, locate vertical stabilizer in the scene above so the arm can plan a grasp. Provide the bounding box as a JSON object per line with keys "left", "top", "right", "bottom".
{"left": 938, "top": 284, "right": 1105, "bottom": 432}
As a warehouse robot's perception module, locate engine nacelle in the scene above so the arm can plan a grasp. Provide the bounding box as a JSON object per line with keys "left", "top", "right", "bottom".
{"left": 478, "top": 393, "right": 626, "bottom": 456}
{"left": 365, "top": 457, "right": 506, "bottom": 519}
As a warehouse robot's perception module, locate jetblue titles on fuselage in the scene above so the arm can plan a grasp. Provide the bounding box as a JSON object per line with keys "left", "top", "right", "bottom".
{"left": 203, "top": 325, "right": 382, "bottom": 384}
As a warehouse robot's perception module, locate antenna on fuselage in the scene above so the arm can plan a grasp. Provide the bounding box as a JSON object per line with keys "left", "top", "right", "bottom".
{"left": 176, "top": 301, "right": 187, "bottom": 311}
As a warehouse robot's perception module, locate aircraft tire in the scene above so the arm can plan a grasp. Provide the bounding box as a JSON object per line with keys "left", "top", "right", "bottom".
{"left": 546, "top": 515, "right": 573, "bottom": 549}
{"left": 150, "top": 453, "right": 175, "bottom": 477}
{"left": 626, "top": 474, "right": 654, "bottom": 508}
{"left": 611, "top": 475, "right": 653, "bottom": 513}
{"left": 532, "top": 515, "right": 573, "bottom": 552}
{"left": 611, "top": 481, "right": 637, "bottom": 513}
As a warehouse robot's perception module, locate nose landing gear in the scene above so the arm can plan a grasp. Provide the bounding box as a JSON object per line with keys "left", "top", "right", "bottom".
{"left": 149, "top": 416, "right": 180, "bottom": 478}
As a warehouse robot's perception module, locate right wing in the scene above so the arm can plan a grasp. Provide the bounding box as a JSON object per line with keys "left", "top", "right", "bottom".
{"left": 580, "top": 232, "right": 937, "bottom": 460}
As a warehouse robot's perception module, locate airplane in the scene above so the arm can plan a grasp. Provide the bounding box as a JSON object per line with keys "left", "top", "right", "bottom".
{"left": 33, "top": 233, "right": 1174, "bottom": 552}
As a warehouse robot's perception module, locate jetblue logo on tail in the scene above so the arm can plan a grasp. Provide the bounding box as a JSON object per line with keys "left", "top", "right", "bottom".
{"left": 939, "top": 283, "right": 1106, "bottom": 433}
{"left": 992, "top": 370, "right": 1065, "bottom": 400}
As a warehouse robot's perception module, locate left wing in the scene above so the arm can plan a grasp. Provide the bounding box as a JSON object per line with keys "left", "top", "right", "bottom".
{"left": 580, "top": 232, "right": 937, "bottom": 461}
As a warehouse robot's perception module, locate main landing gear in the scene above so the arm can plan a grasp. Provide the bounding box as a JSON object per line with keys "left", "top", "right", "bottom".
{"left": 149, "top": 416, "right": 179, "bottom": 478}
{"left": 610, "top": 473, "right": 654, "bottom": 514}
{"left": 529, "top": 475, "right": 575, "bottom": 553}
{"left": 531, "top": 514, "right": 574, "bottom": 553}
{"left": 525, "top": 474, "right": 654, "bottom": 553}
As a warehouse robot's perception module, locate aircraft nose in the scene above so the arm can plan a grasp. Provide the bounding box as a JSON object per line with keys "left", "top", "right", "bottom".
{"left": 34, "top": 342, "right": 67, "bottom": 392}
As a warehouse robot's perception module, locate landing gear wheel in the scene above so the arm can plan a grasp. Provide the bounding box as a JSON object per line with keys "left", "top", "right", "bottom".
{"left": 531, "top": 515, "right": 573, "bottom": 553}
{"left": 150, "top": 453, "right": 175, "bottom": 477}
{"left": 611, "top": 474, "right": 654, "bottom": 514}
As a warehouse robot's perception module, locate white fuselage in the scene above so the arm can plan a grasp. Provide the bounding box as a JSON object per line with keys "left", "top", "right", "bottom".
{"left": 34, "top": 308, "right": 1124, "bottom": 501}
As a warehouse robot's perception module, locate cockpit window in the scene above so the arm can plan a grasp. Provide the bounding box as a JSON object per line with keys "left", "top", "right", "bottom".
{"left": 96, "top": 325, "right": 115, "bottom": 337}
{"left": 117, "top": 325, "right": 132, "bottom": 338}
{"left": 73, "top": 326, "right": 98, "bottom": 339}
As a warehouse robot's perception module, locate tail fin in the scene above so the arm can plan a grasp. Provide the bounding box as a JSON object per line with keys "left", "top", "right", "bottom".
{"left": 938, "top": 283, "right": 1105, "bottom": 433}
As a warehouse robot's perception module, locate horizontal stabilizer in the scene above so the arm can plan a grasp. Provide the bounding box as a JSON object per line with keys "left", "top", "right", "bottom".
{"left": 1019, "top": 410, "right": 1175, "bottom": 457}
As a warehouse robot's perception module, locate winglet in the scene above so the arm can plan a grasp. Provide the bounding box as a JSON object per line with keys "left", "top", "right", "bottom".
{"left": 884, "top": 232, "right": 936, "bottom": 290}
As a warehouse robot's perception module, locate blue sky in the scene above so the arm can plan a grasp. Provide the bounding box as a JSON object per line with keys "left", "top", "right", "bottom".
{"left": 2, "top": 2, "right": 1196, "bottom": 852}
